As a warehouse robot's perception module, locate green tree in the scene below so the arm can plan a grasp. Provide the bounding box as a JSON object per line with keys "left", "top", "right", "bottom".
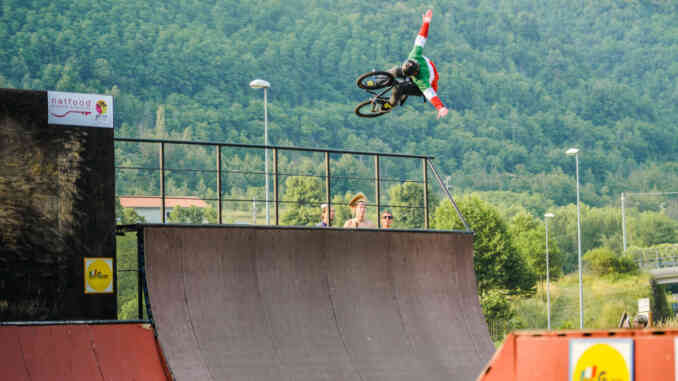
{"left": 280, "top": 176, "right": 323, "bottom": 226}
{"left": 583, "top": 247, "right": 637, "bottom": 276}
{"left": 387, "top": 182, "right": 439, "bottom": 229}
{"left": 632, "top": 211, "right": 678, "bottom": 247}
{"left": 509, "top": 212, "right": 564, "bottom": 281}
{"left": 167, "top": 205, "right": 205, "bottom": 224}
{"left": 650, "top": 279, "right": 672, "bottom": 324}
{"left": 432, "top": 194, "right": 535, "bottom": 295}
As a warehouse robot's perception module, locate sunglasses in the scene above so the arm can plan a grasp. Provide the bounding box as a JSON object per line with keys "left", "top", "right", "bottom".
{"left": 382, "top": 215, "right": 393, "bottom": 219}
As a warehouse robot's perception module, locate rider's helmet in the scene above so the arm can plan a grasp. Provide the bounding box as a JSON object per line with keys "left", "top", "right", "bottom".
{"left": 402, "top": 59, "right": 420, "bottom": 76}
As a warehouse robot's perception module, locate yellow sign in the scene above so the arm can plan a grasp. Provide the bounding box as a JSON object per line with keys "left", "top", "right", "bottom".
{"left": 570, "top": 339, "right": 633, "bottom": 381}
{"left": 84, "top": 257, "right": 114, "bottom": 294}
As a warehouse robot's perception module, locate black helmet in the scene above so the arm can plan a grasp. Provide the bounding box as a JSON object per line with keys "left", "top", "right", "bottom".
{"left": 402, "top": 59, "right": 420, "bottom": 76}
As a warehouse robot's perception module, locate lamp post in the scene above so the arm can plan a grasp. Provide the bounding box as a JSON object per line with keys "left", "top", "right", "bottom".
{"left": 544, "top": 212, "right": 554, "bottom": 330}
{"left": 566, "top": 147, "right": 583, "bottom": 329}
{"left": 250, "top": 79, "right": 271, "bottom": 224}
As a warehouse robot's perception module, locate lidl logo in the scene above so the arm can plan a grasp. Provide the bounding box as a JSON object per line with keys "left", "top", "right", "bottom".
{"left": 570, "top": 340, "right": 633, "bottom": 381}
{"left": 84, "top": 257, "right": 114, "bottom": 293}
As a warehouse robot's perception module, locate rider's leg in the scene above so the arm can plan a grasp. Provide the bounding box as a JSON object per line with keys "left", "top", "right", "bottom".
{"left": 384, "top": 66, "right": 406, "bottom": 109}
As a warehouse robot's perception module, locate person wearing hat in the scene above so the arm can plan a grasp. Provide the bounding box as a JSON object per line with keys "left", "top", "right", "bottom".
{"left": 344, "top": 192, "right": 375, "bottom": 228}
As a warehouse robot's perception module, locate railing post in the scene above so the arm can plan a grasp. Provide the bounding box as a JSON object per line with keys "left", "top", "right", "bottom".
{"left": 273, "top": 148, "right": 279, "bottom": 225}
{"left": 160, "top": 142, "right": 166, "bottom": 224}
{"left": 217, "top": 145, "right": 222, "bottom": 224}
{"left": 375, "top": 155, "right": 380, "bottom": 228}
{"left": 325, "top": 151, "right": 331, "bottom": 226}
{"left": 137, "top": 226, "right": 144, "bottom": 320}
{"left": 423, "top": 158, "right": 429, "bottom": 229}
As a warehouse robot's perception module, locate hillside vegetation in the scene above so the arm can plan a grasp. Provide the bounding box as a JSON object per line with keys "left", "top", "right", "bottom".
{"left": 2, "top": 0, "right": 678, "bottom": 207}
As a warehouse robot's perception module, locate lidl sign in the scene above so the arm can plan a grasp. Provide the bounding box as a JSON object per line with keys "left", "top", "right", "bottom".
{"left": 84, "top": 257, "right": 114, "bottom": 294}
{"left": 569, "top": 339, "right": 633, "bottom": 381}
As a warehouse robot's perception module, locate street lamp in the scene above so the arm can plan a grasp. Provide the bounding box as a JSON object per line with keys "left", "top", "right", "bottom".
{"left": 250, "top": 79, "right": 271, "bottom": 224}
{"left": 566, "top": 147, "right": 583, "bottom": 329}
{"left": 544, "top": 212, "right": 554, "bottom": 330}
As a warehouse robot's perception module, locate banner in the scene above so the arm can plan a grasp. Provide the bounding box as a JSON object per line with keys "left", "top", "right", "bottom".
{"left": 84, "top": 257, "right": 114, "bottom": 294}
{"left": 569, "top": 338, "right": 633, "bottom": 381}
{"left": 48, "top": 91, "right": 113, "bottom": 128}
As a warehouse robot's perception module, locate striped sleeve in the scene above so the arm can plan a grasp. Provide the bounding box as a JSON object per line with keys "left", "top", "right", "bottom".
{"left": 415, "top": 21, "right": 430, "bottom": 48}
{"left": 422, "top": 88, "right": 445, "bottom": 110}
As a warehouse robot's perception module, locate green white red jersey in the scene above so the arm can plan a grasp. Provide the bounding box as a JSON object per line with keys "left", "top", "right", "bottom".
{"left": 408, "top": 20, "right": 445, "bottom": 111}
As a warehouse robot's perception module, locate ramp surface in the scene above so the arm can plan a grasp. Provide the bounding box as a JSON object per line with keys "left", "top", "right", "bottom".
{"left": 143, "top": 226, "right": 494, "bottom": 381}
{"left": 0, "top": 323, "right": 170, "bottom": 381}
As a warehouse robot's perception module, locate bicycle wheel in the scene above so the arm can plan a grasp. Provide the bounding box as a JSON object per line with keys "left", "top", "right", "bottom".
{"left": 356, "top": 71, "right": 395, "bottom": 90}
{"left": 355, "top": 99, "right": 390, "bottom": 118}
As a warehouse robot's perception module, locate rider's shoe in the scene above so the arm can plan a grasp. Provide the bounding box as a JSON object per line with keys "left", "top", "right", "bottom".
{"left": 381, "top": 102, "right": 393, "bottom": 111}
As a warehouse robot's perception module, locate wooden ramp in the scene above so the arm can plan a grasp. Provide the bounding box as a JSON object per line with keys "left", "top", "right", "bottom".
{"left": 0, "top": 323, "right": 170, "bottom": 380}
{"left": 142, "top": 225, "right": 494, "bottom": 381}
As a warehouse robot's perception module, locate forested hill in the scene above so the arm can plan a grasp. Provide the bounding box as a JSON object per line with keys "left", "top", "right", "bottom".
{"left": 3, "top": 0, "right": 678, "bottom": 206}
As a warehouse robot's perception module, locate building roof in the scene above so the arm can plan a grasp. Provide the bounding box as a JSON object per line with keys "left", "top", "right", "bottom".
{"left": 119, "top": 196, "right": 209, "bottom": 208}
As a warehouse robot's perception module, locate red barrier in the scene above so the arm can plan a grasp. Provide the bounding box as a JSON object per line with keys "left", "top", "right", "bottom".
{"left": 477, "top": 329, "right": 678, "bottom": 381}
{"left": 0, "top": 324, "right": 171, "bottom": 381}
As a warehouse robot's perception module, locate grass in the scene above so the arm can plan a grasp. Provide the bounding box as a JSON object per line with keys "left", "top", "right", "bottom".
{"left": 510, "top": 271, "right": 653, "bottom": 332}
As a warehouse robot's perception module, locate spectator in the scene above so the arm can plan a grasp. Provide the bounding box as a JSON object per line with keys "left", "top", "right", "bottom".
{"left": 316, "top": 204, "right": 335, "bottom": 227}
{"left": 381, "top": 210, "right": 394, "bottom": 229}
{"left": 344, "top": 193, "right": 375, "bottom": 228}
{"left": 631, "top": 314, "right": 648, "bottom": 329}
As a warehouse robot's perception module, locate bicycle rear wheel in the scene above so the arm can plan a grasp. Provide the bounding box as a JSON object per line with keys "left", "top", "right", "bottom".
{"left": 355, "top": 99, "right": 390, "bottom": 118}
{"left": 356, "top": 71, "right": 395, "bottom": 90}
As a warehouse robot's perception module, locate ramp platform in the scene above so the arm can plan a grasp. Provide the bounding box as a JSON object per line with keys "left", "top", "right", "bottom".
{"left": 142, "top": 225, "right": 493, "bottom": 381}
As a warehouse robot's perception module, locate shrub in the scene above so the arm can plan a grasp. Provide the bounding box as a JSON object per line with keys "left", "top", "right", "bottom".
{"left": 583, "top": 247, "right": 638, "bottom": 275}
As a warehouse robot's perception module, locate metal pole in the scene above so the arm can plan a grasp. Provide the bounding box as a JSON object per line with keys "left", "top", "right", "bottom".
{"left": 264, "top": 87, "right": 269, "bottom": 225}
{"left": 427, "top": 160, "right": 470, "bottom": 232}
{"left": 160, "top": 142, "right": 166, "bottom": 224}
{"left": 545, "top": 218, "right": 551, "bottom": 330}
{"left": 217, "top": 146, "right": 222, "bottom": 224}
{"left": 423, "top": 158, "right": 429, "bottom": 229}
{"left": 621, "top": 192, "right": 627, "bottom": 252}
{"left": 273, "top": 148, "right": 279, "bottom": 225}
{"left": 375, "top": 155, "right": 380, "bottom": 228}
{"left": 325, "top": 151, "right": 331, "bottom": 227}
{"left": 575, "top": 152, "right": 584, "bottom": 329}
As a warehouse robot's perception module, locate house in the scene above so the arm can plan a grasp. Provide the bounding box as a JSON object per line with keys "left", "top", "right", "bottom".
{"left": 119, "top": 196, "right": 209, "bottom": 223}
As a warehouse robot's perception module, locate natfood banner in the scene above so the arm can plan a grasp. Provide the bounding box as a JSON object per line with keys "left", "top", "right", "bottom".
{"left": 569, "top": 338, "right": 634, "bottom": 381}
{"left": 48, "top": 91, "right": 113, "bottom": 128}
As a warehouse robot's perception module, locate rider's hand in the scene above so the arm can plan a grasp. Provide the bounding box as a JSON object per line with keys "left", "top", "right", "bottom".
{"left": 423, "top": 9, "right": 433, "bottom": 23}
{"left": 437, "top": 107, "right": 448, "bottom": 119}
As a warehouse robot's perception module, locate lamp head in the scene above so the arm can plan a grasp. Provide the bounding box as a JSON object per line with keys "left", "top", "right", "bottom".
{"left": 566, "top": 148, "right": 579, "bottom": 156}
{"left": 544, "top": 213, "right": 555, "bottom": 218}
{"left": 249, "top": 79, "right": 271, "bottom": 89}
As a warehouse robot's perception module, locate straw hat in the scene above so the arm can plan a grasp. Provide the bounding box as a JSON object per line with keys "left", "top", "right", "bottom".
{"left": 348, "top": 192, "right": 368, "bottom": 208}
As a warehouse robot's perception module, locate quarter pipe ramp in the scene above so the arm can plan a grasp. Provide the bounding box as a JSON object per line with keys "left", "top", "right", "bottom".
{"left": 142, "top": 225, "right": 494, "bottom": 380}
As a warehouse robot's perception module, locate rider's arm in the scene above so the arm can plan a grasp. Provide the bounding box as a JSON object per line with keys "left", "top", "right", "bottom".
{"left": 415, "top": 10, "right": 431, "bottom": 50}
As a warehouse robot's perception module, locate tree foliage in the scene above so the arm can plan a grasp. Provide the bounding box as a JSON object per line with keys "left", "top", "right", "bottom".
{"left": 432, "top": 194, "right": 535, "bottom": 295}
{"left": 280, "top": 176, "right": 324, "bottom": 226}
{"left": 3, "top": 0, "right": 678, "bottom": 209}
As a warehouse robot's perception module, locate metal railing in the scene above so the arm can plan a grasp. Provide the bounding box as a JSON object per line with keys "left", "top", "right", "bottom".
{"left": 114, "top": 137, "right": 469, "bottom": 230}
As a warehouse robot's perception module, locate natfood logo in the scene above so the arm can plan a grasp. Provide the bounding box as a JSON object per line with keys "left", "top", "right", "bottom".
{"left": 570, "top": 340, "right": 633, "bottom": 381}
{"left": 48, "top": 91, "right": 113, "bottom": 128}
{"left": 94, "top": 99, "right": 110, "bottom": 124}
{"left": 84, "top": 257, "right": 114, "bottom": 294}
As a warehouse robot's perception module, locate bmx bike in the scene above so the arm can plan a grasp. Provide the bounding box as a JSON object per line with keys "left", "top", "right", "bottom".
{"left": 354, "top": 71, "right": 411, "bottom": 118}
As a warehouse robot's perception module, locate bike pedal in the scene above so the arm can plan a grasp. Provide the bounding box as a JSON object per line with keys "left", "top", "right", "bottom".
{"left": 367, "top": 80, "right": 374, "bottom": 86}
